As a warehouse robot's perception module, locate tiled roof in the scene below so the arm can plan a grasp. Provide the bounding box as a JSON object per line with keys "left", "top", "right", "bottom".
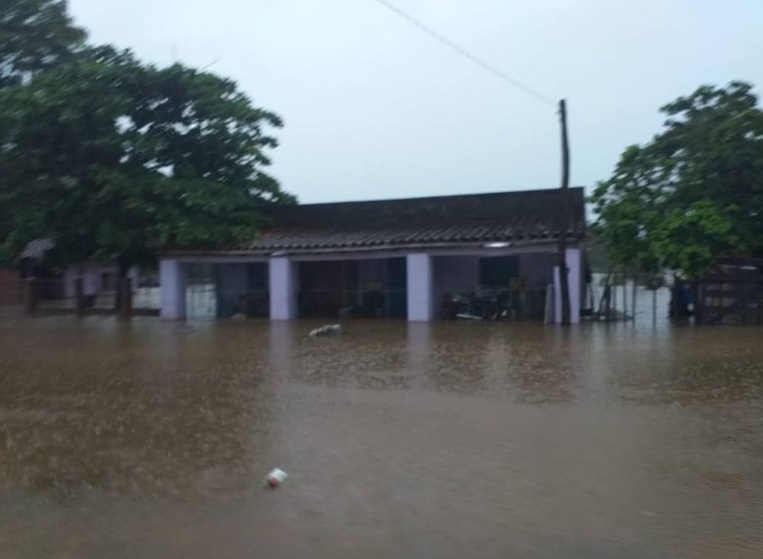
{"left": 244, "top": 222, "right": 577, "bottom": 252}
{"left": 178, "top": 188, "right": 585, "bottom": 254}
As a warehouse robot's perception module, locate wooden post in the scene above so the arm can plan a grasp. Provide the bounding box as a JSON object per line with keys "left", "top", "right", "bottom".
{"left": 558, "top": 99, "right": 571, "bottom": 326}
{"left": 75, "top": 278, "right": 85, "bottom": 316}
{"left": 23, "top": 278, "right": 38, "bottom": 315}
{"left": 119, "top": 277, "right": 133, "bottom": 320}
{"left": 692, "top": 280, "right": 702, "bottom": 325}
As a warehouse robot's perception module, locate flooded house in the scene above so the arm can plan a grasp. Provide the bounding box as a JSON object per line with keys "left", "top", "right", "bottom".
{"left": 159, "top": 187, "right": 587, "bottom": 323}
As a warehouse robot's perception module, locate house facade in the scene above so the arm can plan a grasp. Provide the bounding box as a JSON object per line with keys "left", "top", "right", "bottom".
{"left": 159, "top": 188, "right": 587, "bottom": 323}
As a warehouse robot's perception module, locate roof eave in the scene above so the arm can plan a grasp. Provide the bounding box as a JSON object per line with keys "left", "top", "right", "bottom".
{"left": 162, "top": 235, "right": 584, "bottom": 258}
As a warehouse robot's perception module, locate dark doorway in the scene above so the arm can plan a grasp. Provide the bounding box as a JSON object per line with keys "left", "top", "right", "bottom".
{"left": 387, "top": 257, "right": 407, "bottom": 319}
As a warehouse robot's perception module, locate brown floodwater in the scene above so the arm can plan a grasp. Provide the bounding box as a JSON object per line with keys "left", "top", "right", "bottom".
{"left": 1, "top": 312, "right": 762, "bottom": 558}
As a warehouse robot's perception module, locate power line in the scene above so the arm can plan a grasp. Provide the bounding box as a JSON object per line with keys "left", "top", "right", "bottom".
{"left": 370, "top": 0, "right": 556, "bottom": 107}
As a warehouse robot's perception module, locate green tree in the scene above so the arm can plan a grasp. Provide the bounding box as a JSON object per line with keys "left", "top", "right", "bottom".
{"left": 0, "top": 0, "right": 86, "bottom": 88}
{"left": 1, "top": 0, "right": 87, "bottom": 256}
{"left": 0, "top": 47, "right": 293, "bottom": 274}
{"left": 592, "top": 81, "right": 763, "bottom": 279}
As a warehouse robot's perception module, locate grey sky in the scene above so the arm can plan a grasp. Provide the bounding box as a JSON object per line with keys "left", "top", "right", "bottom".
{"left": 68, "top": 0, "right": 762, "bottom": 204}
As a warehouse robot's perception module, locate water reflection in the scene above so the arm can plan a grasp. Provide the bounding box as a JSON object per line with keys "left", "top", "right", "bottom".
{"left": 0, "top": 314, "right": 762, "bottom": 558}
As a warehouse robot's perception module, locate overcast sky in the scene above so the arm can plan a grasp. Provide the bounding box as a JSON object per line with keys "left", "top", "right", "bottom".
{"left": 68, "top": 0, "right": 762, "bottom": 204}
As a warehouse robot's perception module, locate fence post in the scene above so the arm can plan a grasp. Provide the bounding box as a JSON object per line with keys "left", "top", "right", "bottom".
{"left": 23, "top": 278, "right": 38, "bottom": 315}
{"left": 75, "top": 278, "right": 85, "bottom": 316}
{"left": 119, "top": 277, "right": 133, "bottom": 320}
{"left": 693, "top": 280, "right": 702, "bottom": 325}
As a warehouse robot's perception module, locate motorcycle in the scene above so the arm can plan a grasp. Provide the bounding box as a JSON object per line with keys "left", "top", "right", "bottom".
{"left": 445, "top": 289, "right": 512, "bottom": 321}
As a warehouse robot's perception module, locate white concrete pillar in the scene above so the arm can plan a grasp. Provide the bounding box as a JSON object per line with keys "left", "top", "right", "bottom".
{"left": 407, "top": 322, "right": 432, "bottom": 380}
{"left": 553, "top": 248, "right": 581, "bottom": 324}
{"left": 407, "top": 253, "right": 434, "bottom": 321}
{"left": 160, "top": 259, "right": 187, "bottom": 319}
{"left": 269, "top": 257, "right": 298, "bottom": 320}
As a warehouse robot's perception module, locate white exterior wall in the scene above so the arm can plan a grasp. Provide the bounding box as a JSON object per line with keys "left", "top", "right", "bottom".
{"left": 160, "top": 259, "right": 187, "bottom": 319}
{"left": 84, "top": 268, "right": 101, "bottom": 294}
{"left": 63, "top": 268, "right": 77, "bottom": 298}
{"left": 63, "top": 264, "right": 141, "bottom": 298}
{"left": 63, "top": 266, "right": 100, "bottom": 297}
{"left": 269, "top": 257, "right": 298, "bottom": 320}
{"left": 406, "top": 253, "right": 433, "bottom": 321}
{"left": 553, "top": 248, "right": 582, "bottom": 324}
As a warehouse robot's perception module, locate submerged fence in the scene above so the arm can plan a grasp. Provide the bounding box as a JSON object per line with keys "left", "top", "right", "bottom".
{"left": 18, "top": 278, "right": 159, "bottom": 318}
{"left": 441, "top": 288, "right": 549, "bottom": 321}
{"left": 588, "top": 271, "right": 671, "bottom": 324}
{"left": 185, "top": 283, "right": 270, "bottom": 319}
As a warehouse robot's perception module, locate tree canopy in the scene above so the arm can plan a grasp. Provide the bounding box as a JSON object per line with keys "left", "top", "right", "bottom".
{"left": 0, "top": 2, "right": 292, "bottom": 272}
{"left": 591, "top": 81, "right": 763, "bottom": 278}
{"left": 0, "top": 0, "right": 85, "bottom": 88}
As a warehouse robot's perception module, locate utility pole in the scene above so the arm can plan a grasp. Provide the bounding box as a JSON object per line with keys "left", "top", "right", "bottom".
{"left": 558, "top": 99, "right": 571, "bottom": 326}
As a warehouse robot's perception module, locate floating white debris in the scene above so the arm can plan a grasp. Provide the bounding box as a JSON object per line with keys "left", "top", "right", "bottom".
{"left": 309, "top": 324, "right": 343, "bottom": 337}
{"left": 265, "top": 468, "right": 288, "bottom": 488}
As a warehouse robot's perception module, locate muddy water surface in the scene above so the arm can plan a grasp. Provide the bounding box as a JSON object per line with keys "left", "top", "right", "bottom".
{"left": 1, "top": 314, "right": 762, "bottom": 558}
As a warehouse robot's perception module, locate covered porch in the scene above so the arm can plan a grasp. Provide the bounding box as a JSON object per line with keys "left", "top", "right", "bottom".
{"left": 160, "top": 259, "right": 269, "bottom": 320}
{"left": 295, "top": 257, "right": 408, "bottom": 319}
{"left": 160, "top": 246, "right": 582, "bottom": 323}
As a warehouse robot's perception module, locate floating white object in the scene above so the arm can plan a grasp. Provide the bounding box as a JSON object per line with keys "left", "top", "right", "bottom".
{"left": 456, "top": 313, "right": 481, "bottom": 320}
{"left": 309, "top": 324, "right": 343, "bottom": 337}
{"left": 265, "top": 468, "right": 288, "bottom": 488}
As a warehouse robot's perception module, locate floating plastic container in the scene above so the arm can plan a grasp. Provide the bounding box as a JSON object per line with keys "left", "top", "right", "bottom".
{"left": 265, "top": 468, "right": 288, "bottom": 488}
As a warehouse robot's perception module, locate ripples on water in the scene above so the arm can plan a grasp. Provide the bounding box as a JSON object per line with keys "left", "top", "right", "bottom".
{"left": 1, "top": 312, "right": 762, "bottom": 558}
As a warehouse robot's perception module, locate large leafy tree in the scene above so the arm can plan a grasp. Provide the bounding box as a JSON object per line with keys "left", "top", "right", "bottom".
{"left": 0, "top": 0, "right": 86, "bottom": 256}
{"left": 0, "top": 0, "right": 86, "bottom": 88}
{"left": 0, "top": 46, "right": 292, "bottom": 273}
{"left": 592, "top": 81, "right": 763, "bottom": 279}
